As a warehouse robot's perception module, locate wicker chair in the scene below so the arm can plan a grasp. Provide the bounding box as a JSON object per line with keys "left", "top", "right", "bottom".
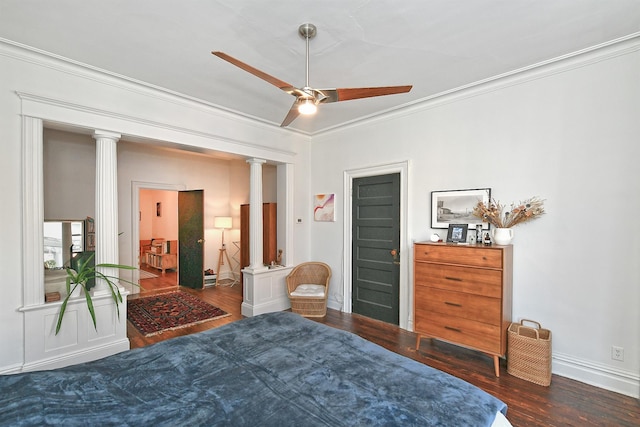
{"left": 286, "top": 262, "right": 332, "bottom": 317}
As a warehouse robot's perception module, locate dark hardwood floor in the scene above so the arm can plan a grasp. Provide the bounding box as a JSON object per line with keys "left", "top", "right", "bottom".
{"left": 127, "top": 278, "right": 639, "bottom": 426}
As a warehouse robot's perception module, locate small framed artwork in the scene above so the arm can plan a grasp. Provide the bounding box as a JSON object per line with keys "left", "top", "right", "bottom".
{"left": 86, "top": 233, "right": 96, "bottom": 251}
{"left": 85, "top": 216, "right": 94, "bottom": 233}
{"left": 85, "top": 217, "right": 95, "bottom": 251}
{"left": 156, "top": 202, "right": 162, "bottom": 217}
{"left": 314, "top": 193, "right": 335, "bottom": 222}
{"left": 446, "top": 224, "right": 468, "bottom": 243}
{"left": 431, "top": 188, "right": 491, "bottom": 229}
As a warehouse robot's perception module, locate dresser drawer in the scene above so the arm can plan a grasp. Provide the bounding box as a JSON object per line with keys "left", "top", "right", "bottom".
{"left": 414, "top": 262, "right": 502, "bottom": 298}
{"left": 414, "top": 244, "right": 503, "bottom": 268}
{"left": 415, "top": 286, "right": 501, "bottom": 326}
{"left": 415, "top": 311, "right": 502, "bottom": 354}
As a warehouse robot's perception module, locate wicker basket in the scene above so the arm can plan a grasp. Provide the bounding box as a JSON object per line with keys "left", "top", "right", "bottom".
{"left": 507, "top": 319, "right": 552, "bottom": 386}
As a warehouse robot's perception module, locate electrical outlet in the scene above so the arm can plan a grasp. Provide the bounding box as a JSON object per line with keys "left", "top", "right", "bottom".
{"left": 612, "top": 346, "right": 624, "bottom": 361}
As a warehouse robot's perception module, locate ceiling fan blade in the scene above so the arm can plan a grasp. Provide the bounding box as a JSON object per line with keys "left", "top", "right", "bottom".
{"left": 212, "top": 51, "right": 295, "bottom": 91}
{"left": 317, "top": 85, "right": 413, "bottom": 103}
{"left": 280, "top": 99, "right": 303, "bottom": 127}
{"left": 215, "top": 24, "right": 413, "bottom": 129}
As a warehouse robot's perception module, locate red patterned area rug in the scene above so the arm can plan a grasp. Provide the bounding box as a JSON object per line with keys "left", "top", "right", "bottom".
{"left": 128, "top": 291, "right": 230, "bottom": 336}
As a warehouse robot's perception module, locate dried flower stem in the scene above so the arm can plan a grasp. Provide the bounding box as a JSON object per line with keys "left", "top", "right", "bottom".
{"left": 473, "top": 197, "right": 545, "bottom": 228}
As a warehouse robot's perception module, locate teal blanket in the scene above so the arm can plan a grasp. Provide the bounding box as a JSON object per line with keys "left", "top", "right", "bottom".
{"left": 0, "top": 312, "right": 506, "bottom": 426}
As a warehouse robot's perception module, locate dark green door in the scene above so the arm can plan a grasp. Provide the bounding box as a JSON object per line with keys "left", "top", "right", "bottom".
{"left": 352, "top": 173, "right": 400, "bottom": 324}
{"left": 178, "top": 190, "right": 204, "bottom": 289}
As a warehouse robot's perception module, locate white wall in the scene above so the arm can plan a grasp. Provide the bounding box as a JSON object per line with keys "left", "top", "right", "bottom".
{"left": 310, "top": 39, "right": 640, "bottom": 397}
{"left": 139, "top": 190, "right": 155, "bottom": 240}
{"left": 43, "top": 130, "right": 96, "bottom": 220}
{"left": 42, "top": 130, "right": 279, "bottom": 277}
{"left": 118, "top": 141, "right": 242, "bottom": 271}
{"left": 1, "top": 34, "right": 636, "bottom": 397}
{"left": 0, "top": 41, "right": 309, "bottom": 372}
{"left": 148, "top": 190, "right": 178, "bottom": 241}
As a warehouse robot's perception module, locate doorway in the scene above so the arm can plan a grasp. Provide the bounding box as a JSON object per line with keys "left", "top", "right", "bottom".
{"left": 343, "top": 162, "right": 410, "bottom": 330}
{"left": 138, "top": 188, "right": 179, "bottom": 293}
{"left": 131, "top": 182, "right": 186, "bottom": 294}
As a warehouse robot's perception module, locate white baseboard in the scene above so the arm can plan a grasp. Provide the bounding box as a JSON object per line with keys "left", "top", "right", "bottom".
{"left": 241, "top": 298, "right": 291, "bottom": 317}
{"left": 20, "top": 339, "right": 130, "bottom": 373}
{"left": 553, "top": 352, "right": 639, "bottom": 398}
{"left": 0, "top": 362, "right": 24, "bottom": 375}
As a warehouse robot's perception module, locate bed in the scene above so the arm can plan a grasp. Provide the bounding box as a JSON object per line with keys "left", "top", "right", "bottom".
{"left": 0, "top": 312, "right": 510, "bottom": 426}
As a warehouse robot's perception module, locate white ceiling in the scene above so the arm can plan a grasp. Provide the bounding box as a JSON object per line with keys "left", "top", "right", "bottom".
{"left": 1, "top": 0, "right": 639, "bottom": 134}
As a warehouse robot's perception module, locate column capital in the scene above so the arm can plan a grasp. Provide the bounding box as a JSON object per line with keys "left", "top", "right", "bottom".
{"left": 246, "top": 158, "right": 267, "bottom": 165}
{"left": 92, "top": 130, "right": 121, "bottom": 142}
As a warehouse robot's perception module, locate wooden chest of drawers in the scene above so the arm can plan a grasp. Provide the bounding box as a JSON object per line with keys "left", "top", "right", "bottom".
{"left": 414, "top": 242, "right": 512, "bottom": 376}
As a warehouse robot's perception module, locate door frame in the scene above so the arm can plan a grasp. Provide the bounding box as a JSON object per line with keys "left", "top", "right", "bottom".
{"left": 130, "top": 181, "right": 186, "bottom": 294}
{"left": 342, "top": 161, "right": 411, "bottom": 330}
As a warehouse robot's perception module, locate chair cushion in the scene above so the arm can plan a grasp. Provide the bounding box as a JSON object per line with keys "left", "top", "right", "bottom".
{"left": 290, "top": 284, "right": 325, "bottom": 297}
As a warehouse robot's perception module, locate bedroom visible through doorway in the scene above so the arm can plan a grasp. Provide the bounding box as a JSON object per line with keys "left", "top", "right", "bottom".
{"left": 139, "top": 188, "right": 179, "bottom": 293}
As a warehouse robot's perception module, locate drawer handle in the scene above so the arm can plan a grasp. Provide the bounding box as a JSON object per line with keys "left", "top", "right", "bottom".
{"left": 444, "top": 276, "right": 462, "bottom": 282}
{"left": 444, "top": 326, "right": 462, "bottom": 333}
{"left": 444, "top": 301, "right": 462, "bottom": 307}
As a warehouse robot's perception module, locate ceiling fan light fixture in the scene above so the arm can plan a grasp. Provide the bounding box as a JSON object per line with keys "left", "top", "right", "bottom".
{"left": 212, "top": 22, "right": 412, "bottom": 128}
{"left": 298, "top": 98, "right": 317, "bottom": 115}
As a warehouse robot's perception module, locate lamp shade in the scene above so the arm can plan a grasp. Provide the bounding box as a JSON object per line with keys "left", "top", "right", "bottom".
{"left": 214, "top": 216, "right": 232, "bottom": 229}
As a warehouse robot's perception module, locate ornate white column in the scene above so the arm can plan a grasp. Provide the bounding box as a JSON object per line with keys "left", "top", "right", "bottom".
{"left": 241, "top": 158, "right": 293, "bottom": 317}
{"left": 22, "top": 116, "right": 44, "bottom": 307}
{"left": 245, "top": 158, "right": 268, "bottom": 272}
{"left": 92, "top": 130, "right": 121, "bottom": 295}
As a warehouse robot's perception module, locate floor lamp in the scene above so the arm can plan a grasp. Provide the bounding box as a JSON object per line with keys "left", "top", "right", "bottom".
{"left": 214, "top": 216, "right": 236, "bottom": 285}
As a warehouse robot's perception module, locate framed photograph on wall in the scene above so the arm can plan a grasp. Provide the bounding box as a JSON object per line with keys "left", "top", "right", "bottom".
{"left": 431, "top": 188, "right": 491, "bottom": 229}
{"left": 446, "top": 224, "right": 468, "bottom": 243}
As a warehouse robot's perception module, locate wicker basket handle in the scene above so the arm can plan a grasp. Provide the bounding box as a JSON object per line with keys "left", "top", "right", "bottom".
{"left": 520, "top": 319, "right": 542, "bottom": 329}
{"left": 516, "top": 319, "right": 542, "bottom": 339}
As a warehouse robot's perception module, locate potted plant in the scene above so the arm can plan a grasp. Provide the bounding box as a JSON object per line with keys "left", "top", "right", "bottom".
{"left": 56, "top": 252, "right": 138, "bottom": 335}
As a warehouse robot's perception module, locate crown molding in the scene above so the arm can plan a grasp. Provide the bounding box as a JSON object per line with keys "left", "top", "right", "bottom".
{"left": 2, "top": 33, "right": 639, "bottom": 139}
{"left": 314, "top": 32, "right": 640, "bottom": 137}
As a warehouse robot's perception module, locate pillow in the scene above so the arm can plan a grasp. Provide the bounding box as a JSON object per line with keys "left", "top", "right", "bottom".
{"left": 291, "top": 284, "right": 325, "bottom": 297}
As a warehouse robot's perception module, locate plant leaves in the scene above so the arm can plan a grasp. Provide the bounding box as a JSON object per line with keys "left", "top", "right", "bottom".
{"left": 55, "top": 295, "right": 70, "bottom": 335}
{"left": 57, "top": 258, "right": 141, "bottom": 334}
{"left": 84, "top": 290, "right": 97, "bottom": 330}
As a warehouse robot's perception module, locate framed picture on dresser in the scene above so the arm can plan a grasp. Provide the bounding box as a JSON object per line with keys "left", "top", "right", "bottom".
{"left": 446, "top": 224, "right": 468, "bottom": 243}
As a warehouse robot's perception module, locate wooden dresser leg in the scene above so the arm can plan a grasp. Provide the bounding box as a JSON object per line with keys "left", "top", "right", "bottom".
{"left": 415, "top": 334, "right": 421, "bottom": 350}
{"left": 493, "top": 355, "right": 500, "bottom": 377}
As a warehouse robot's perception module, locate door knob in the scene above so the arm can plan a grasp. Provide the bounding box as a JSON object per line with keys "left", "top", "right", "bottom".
{"left": 197, "top": 239, "right": 204, "bottom": 243}
{"left": 391, "top": 249, "right": 400, "bottom": 265}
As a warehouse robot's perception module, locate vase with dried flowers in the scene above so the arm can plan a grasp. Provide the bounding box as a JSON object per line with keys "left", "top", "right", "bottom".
{"left": 472, "top": 196, "right": 545, "bottom": 244}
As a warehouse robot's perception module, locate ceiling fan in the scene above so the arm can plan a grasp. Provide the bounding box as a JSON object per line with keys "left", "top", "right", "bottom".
{"left": 212, "top": 23, "right": 413, "bottom": 127}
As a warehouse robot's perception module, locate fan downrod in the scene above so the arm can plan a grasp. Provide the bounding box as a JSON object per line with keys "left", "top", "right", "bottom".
{"left": 211, "top": 21, "right": 412, "bottom": 128}
{"left": 298, "top": 23, "right": 317, "bottom": 40}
